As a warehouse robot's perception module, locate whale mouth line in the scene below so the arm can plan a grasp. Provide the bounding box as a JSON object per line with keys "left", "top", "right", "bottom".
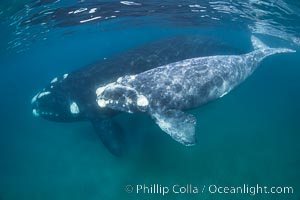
{"left": 32, "top": 109, "right": 59, "bottom": 117}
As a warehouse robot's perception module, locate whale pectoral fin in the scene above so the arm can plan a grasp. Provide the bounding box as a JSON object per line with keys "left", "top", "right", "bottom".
{"left": 91, "top": 118, "right": 126, "bottom": 157}
{"left": 151, "top": 109, "right": 197, "bottom": 146}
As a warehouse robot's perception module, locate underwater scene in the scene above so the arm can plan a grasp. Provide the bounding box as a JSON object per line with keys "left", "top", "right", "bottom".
{"left": 0, "top": 0, "right": 300, "bottom": 199}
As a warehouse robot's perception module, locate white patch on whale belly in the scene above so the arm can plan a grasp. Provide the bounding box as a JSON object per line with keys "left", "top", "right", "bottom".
{"left": 38, "top": 91, "right": 51, "bottom": 98}
{"left": 70, "top": 102, "right": 80, "bottom": 114}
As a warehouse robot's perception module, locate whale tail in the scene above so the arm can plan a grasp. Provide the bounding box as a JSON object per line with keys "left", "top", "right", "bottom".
{"left": 251, "top": 36, "right": 296, "bottom": 58}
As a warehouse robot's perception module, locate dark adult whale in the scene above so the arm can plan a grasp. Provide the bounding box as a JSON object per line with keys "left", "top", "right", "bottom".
{"left": 96, "top": 36, "right": 295, "bottom": 145}
{"left": 31, "top": 35, "right": 238, "bottom": 156}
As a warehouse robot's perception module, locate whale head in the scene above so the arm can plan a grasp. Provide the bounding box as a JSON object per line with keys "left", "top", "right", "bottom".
{"left": 96, "top": 79, "right": 150, "bottom": 114}
{"left": 31, "top": 74, "right": 83, "bottom": 122}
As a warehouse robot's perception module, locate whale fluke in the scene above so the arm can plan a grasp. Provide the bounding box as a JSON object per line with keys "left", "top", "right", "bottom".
{"left": 251, "top": 36, "right": 296, "bottom": 60}
{"left": 251, "top": 36, "right": 269, "bottom": 50}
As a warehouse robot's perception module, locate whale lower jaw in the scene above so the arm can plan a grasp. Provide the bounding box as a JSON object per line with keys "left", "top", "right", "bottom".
{"left": 32, "top": 108, "right": 59, "bottom": 117}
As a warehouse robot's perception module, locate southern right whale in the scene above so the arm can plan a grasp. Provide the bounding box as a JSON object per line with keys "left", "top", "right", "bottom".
{"left": 31, "top": 35, "right": 238, "bottom": 156}
{"left": 96, "top": 36, "right": 295, "bottom": 145}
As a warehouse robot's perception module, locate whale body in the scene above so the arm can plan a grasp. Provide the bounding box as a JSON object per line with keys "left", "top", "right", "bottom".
{"left": 31, "top": 35, "right": 237, "bottom": 156}
{"left": 96, "top": 36, "right": 295, "bottom": 145}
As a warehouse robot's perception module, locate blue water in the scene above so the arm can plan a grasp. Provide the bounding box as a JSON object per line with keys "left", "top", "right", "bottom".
{"left": 0, "top": 0, "right": 300, "bottom": 200}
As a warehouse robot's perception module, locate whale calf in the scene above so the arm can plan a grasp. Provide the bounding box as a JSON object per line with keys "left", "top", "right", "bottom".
{"left": 31, "top": 35, "right": 237, "bottom": 155}
{"left": 96, "top": 36, "right": 295, "bottom": 145}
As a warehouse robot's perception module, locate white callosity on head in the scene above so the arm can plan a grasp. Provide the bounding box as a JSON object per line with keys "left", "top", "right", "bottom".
{"left": 95, "top": 75, "right": 150, "bottom": 113}
{"left": 70, "top": 101, "right": 80, "bottom": 114}
{"left": 128, "top": 75, "right": 136, "bottom": 81}
{"left": 32, "top": 109, "right": 39, "bottom": 117}
{"left": 63, "top": 74, "right": 68, "bottom": 79}
{"left": 137, "top": 94, "right": 149, "bottom": 107}
{"left": 96, "top": 82, "right": 115, "bottom": 96}
{"left": 117, "top": 77, "right": 123, "bottom": 83}
{"left": 50, "top": 77, "right": 58, "bottom": 84}
{"left": 97, "top": 99, "right": 107, "bottom": 108}
{"left": 96, "top": 82, "right": 119, "bottom": 108}
{"left": 38, "top": 91, "right": 51, "bottom": 98}
{"left": 31, "top": 93, "right": 39, "bottom": 103}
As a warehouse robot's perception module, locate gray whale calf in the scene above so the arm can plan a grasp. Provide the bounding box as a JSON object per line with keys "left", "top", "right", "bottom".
{"left": 96, "top": 36, "right": 295, "bottom": 145}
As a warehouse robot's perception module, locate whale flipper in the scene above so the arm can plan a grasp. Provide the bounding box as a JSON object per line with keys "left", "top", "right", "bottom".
{"left": 91, "top": 118, "right": 125, "bottom": 156}
{"left": 151, "top": 109, "right": 197, "bottom": 146}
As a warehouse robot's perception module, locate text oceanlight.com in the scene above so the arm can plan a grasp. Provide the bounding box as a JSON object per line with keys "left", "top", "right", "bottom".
{"left": 124, "top": 184, "right": 294, "bottom": 196}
